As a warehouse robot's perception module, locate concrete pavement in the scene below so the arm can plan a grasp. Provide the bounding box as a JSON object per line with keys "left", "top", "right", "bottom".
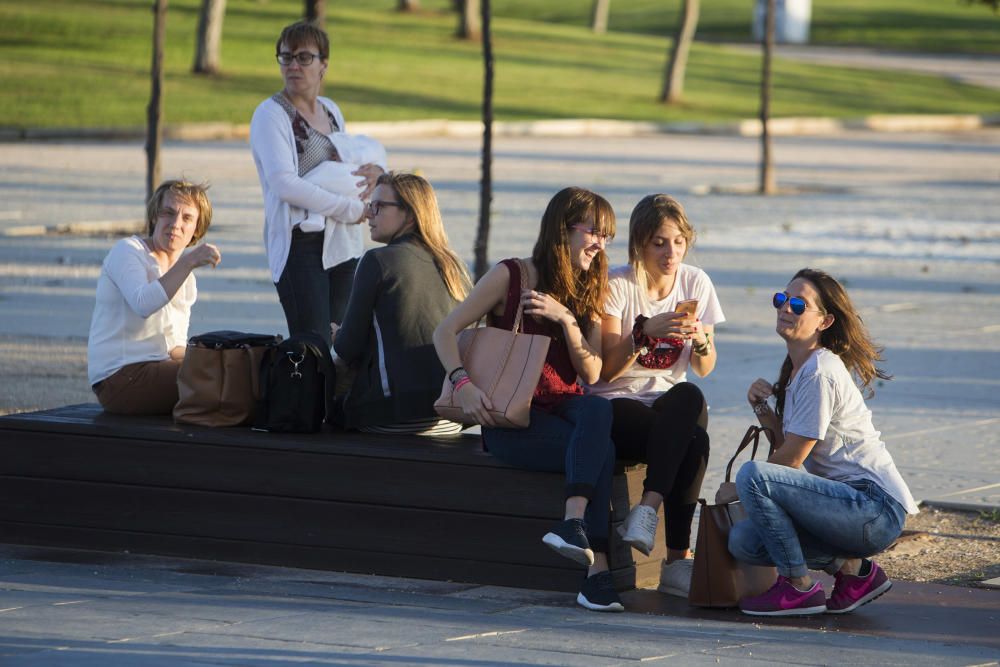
{"left": 1, "top": 544, "right": 997, "bottom": 666}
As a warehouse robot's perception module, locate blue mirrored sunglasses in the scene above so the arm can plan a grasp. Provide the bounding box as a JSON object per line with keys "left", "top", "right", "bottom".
{"left": 772, "top": 292, "right": 824, "bottom": 316}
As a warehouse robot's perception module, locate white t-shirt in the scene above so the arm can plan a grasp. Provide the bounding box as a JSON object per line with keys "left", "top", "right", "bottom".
{"left": 87, "top": 236, "right": 196, "bottom": 385}
{"left": 784, "top": 348, "right": 919, "bottom": 514}
{"left": 587, "top": 263, "right": 725, "bottom": 405}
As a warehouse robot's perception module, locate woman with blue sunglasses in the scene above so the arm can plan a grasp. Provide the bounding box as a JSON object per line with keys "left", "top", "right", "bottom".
{"left": 727, "top": 268, "right": 918, "bottom": 616}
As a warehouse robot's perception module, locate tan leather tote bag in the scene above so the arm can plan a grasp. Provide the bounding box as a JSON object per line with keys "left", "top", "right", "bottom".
{"left": 434, "top": 260, "right": 550, "bottom": 429}
{"left": 688, "top": 425, "right": 779, "bottom": 607}
{"left": 173, "top": 331, "right": 281, "bottom": 427}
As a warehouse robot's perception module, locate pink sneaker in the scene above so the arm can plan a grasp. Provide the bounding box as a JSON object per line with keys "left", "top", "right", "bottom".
{"left": 826, "top": 560, "right": 892, "bottom": 614}
{"left": 739, "top": 576, "right": 827, "bottom": 616}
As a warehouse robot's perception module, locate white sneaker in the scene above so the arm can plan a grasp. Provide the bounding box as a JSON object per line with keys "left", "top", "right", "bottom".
{"left": 616, "top": 504, "right": 658, "bottom": 556}
{"left": 657, "top": 558, "right": 694, "bottom": 597}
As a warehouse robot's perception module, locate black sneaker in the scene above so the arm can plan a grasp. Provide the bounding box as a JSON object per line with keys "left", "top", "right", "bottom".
{"left": 542, "top": 518, "right": 595, "bottom": 566}
{"left": 577, "top": 571, "right": 624, "bottom": 612}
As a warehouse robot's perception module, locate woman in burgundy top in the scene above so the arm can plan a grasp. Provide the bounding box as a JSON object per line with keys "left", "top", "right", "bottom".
{"left": 434, "top": 187, "right": 622, "bottom": 612}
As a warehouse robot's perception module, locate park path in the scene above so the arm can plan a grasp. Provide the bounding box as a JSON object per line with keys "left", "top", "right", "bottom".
{"left": 722, "top": 42, "right": 1000, "bottom": 90}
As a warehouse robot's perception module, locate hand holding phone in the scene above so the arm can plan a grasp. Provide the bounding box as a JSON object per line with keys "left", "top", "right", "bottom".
{"left": 675, "top": 298, "right": 698, "bottom": 321}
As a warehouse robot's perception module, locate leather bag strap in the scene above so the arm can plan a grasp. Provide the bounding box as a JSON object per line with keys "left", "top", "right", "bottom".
{"left": 724, "top": 425, "right": 776, "bottom": 482}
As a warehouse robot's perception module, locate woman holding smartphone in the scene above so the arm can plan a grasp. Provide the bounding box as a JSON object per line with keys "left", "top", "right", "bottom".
{"left": 587, "top": 194, "right": 724, "bottom": 598}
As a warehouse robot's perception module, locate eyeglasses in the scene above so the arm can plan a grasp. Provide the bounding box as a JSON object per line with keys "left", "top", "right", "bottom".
{"left": 773, "top": 292, "right": 825, "bottom": 316}
{"left": 276, "top": 51, "right": 322, "bottom": 66}
{"left": 368, "top": 200, "right": 405, "bottom": 216}
{"left": 571, "top": 224, "right": 612, "bottom": 246}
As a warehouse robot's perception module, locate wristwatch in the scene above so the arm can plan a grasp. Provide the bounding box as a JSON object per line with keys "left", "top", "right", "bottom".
{"left": 632, "top": 315, "right": 650, "bottom": 356}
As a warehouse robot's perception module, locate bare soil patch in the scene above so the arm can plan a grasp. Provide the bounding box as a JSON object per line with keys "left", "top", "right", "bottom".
{"left": 879, "top": 505, "right": 1000, "bottom": 589}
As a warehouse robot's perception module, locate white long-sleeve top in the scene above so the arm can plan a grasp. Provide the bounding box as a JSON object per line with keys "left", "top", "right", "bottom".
{"left": 249, "top": 96, "right": 366, "bottom": 282}
{"left": 87, "top": 236, "right": 196, "bottom": 385}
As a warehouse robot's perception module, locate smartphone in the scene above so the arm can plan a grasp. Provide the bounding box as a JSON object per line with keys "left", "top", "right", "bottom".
{"left": 676, "top": 299, "right": 699, "bottom": 317}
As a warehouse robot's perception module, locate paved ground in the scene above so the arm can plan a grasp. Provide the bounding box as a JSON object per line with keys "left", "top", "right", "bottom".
{"left": 722, "top": 43, "right": 1000, "bottom": 91}
{"left": 1, "top": 131, "right": 998, "bottom": 664}
{"left": 1, "top": 544, "right": 997, "bottom": 666}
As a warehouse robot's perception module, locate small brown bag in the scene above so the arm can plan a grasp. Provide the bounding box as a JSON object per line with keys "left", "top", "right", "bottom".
{"left": 434, "top": 260, "right": 550, "bottom": 429}
{"left": 173, "top": 331, "right": 282, "bottom": 428}
{"left": 688, "top": 425, "right": 779, "bottom": 608}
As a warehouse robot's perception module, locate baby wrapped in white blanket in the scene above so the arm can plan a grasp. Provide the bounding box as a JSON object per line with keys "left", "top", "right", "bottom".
{"left": 298, "top": 133, "right": 387, "bottom": 269}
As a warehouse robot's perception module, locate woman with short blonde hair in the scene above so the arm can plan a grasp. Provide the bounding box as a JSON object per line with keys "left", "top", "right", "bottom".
{"left": 88, "top": 180, "right": 221, "bottom": 415}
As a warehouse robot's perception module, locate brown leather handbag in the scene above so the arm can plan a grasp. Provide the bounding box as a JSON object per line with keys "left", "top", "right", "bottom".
{"left": 434, "top": 261, "right": 550, "bottom": 428}
{"left": 173, "top": 331, "right": 282, "bottom": 427}
{"left": 688, "top": 425, "right": 779, "bottom": 607}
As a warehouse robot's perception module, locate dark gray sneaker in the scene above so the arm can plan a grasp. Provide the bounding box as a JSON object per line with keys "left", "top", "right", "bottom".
{"left": 577, "top": 571, "right": 624, "bottom": 612}
{"left": 542, "top": 518, "right": 595, "bottom": 566}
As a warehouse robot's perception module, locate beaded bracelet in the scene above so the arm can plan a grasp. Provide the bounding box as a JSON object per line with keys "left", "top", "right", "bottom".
{"left": 692, "top": 331, "right": 713, "bottom": 356}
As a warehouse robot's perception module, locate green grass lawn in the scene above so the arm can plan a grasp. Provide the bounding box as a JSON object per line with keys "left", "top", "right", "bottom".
{"left": 0, "top": 0, "right": 997, "bottom": 129}
{"left": 490, "top": 0, "right": 1000, "bottom": 55}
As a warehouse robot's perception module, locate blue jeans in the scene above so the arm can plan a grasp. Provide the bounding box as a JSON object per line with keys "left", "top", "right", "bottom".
{"left": 275, "top": 229, "right": 358, "bottom": 339}
{"left": 483, "top": 394, "right": 615, "bottom": 553}
{"left": 729, "top": 461, "right": 906, "bottom": 578}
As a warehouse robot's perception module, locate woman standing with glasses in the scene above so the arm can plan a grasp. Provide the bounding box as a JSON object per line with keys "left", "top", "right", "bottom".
{"left": 726, "top": 268, "right": 918, "bottom": 616}
{"left": 433, "top": 187, "right": 624, "bottom": 612}
{"left": 332, "top": 172, "right": 471, "bottom": 434}
{"left": 250, "top": 20, "right": 385, "bottom": 340}
{"left": 587, "top": 194, "right": 723, "bottom": 599}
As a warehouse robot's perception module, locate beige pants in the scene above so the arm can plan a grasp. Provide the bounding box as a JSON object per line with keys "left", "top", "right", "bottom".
{"left": 93, "top": 359, "right": 181, "bottom": 415}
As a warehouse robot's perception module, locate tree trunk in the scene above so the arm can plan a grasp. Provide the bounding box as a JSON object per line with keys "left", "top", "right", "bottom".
{"left": 146, "top": 0, "right": 167, "bottom": 204}
{"left": 590, "top": 0, "right": 610, "bottom": 34}
{"left": 397, "top": 0, "right": 420, "bottom": 10}
{"left": 457, "top": 0, "right": 481, "bottom": 41}
{"left": 192, "top": 0, "right": 225, "bottom": 75}
{"left": 473, "top": 0, "right": 493, "bottom": 280}
{"left": 660, "top": 0, "right": 699, "bottom": 104}
{"left": 758, "top": 0, "right": 776, "bottom": 195}
{"left": 304, "top": 0, "right": 325, "bottom": 29}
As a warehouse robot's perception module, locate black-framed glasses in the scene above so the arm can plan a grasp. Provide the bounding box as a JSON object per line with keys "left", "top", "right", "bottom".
{"left": 570, "top": 224, "right": 612, "bottom": 246}
{"left": 276, "top": 51, "right": 322, "bottom": 66}
{"left": 773, "top": 292, "right": 824, "bottom": 316}
{"left": 368, "top": 200, "right": 405, "bottom": 216}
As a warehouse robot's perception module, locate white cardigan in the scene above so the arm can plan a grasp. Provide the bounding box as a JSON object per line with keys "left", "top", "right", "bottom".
{"left": 249, "top": 96, "right": 366, "bottom": 282}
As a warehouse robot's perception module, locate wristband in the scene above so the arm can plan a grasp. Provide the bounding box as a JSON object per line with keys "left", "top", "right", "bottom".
{"left": 448, "top": 366, "right": 467, "bottom": 383}
{"left": 453, "top": 376, "right": 472, "bottom": 392}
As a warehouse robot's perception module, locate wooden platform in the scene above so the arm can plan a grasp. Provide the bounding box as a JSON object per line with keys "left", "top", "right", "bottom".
{"left": 0, "top": 404, "right": 666, "bottom": 592}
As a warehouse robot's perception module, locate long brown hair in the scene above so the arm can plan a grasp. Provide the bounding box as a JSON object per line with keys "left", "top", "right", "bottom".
{"left": 531, "top": 187, "right": 616, "bottom": 335}
{"left": 775, "top": 268, "right": 892, "bottom": 417}
{"left": 378, "top": 172, "right": 471, "bottom": 301}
